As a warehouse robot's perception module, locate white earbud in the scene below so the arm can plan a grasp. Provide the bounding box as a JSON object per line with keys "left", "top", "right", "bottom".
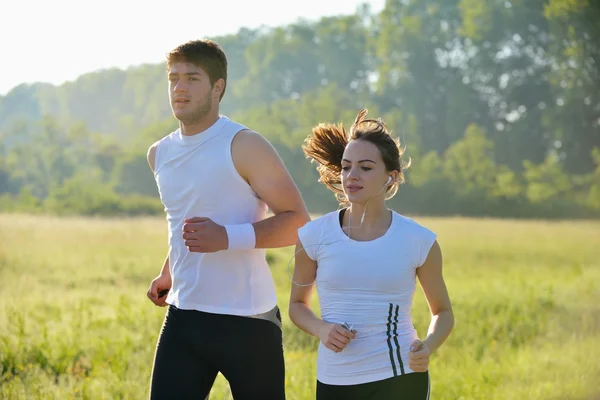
{"left": 386, "top": 176, "right": 392, "bottom": 185}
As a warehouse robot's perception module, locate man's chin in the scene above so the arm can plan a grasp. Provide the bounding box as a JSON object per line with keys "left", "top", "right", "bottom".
{"left": 172, "top": 107, "right": 209, "bottom": 125}
{"left": 172, "top": 109, "right": 187, "bottom": 119}
{"left": 172, "top": 111, "right": 195, "bottom": 124}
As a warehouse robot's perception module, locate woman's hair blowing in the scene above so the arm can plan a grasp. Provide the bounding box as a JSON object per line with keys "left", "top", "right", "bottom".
{"left": 302, "top": 108, "right": 410, "bottom": 205}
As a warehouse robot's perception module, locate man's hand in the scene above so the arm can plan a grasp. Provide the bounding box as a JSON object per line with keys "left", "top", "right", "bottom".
{"left": 147, "top": 272, "right": 172, "bottom": 307}
{"left": 182, "top": 217, "right": 228, "bottom": 253}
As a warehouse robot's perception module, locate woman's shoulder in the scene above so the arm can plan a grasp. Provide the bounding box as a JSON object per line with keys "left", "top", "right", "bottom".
{"left": 392, "top": 211, "right": 438, "bottom": 266}
{"left": 392, "top": 211, "right": 436, "bottom": 238}
{"left": 300, "top": 210, "right": 340, "bottom": 232}
{"left": 297, "top": 210, "right": 341, "bottom": 254}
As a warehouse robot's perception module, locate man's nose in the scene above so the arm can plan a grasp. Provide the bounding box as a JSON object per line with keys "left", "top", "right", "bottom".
{"left": 173, "top": 80, "right": 188, "bottom": 93}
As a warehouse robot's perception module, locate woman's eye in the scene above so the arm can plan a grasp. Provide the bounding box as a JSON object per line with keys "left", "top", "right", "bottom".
{"left": 361, "top": 167, "right": 372, "bottom": 171}
{"left": 341, "top": 166, "right": 350, "bottom": 171}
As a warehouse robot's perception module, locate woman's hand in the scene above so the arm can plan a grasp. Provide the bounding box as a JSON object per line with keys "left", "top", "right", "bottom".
{"left": 318, "top": 322, "right": 357, "bottom": 353}
{"left": 408, "top": 339, "right": 431, "bottom": 372}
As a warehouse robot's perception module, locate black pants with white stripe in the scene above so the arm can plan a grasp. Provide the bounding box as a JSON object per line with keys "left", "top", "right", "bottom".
{"left": 316, "top": 371, "right": 430, "bottom": 400}
{"left": 149, "top": 305, "right": 285, "bottom": 400}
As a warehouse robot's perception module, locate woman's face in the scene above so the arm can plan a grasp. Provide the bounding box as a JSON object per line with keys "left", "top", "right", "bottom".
{"left": 341, "top": 139, "right": 392, "bottom": 205}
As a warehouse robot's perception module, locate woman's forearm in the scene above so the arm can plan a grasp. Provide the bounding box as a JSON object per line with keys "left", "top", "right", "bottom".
{"left": 423, "top": 310, "right": 454, "bottom": 353}
{"left": 289, "top": 302, "right": 328, "bottom": 338}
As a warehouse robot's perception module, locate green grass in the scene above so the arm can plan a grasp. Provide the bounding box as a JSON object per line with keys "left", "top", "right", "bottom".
{"left": 1, "top": 214, "right": 599, "bottom": 399}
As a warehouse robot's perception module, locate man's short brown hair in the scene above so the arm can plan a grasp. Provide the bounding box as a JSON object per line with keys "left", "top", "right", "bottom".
{"left": 167, "top": 39, "right": 228, "bottom": 101}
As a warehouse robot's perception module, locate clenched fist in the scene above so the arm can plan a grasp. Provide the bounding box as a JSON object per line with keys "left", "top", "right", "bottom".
{"left": 408, "top": 339, "right": 430, "bottom": 372}
{"left": 182, "top": 217, "right": 228, "bottom": 253}
{"left": 318, "top": 322, "right": 357, "bottom": 353}
{"left": 147, "top": 272, "right": 171, "bottom": 307}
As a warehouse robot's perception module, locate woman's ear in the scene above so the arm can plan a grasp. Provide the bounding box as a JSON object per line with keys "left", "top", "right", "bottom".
{"left": 388, "top": 170, "right": 400, "bottom": 186}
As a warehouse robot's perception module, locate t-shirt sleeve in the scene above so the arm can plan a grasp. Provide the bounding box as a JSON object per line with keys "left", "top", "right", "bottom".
{"left": 297, "top": 220, "right": 320, "bottom": 261}
{"left": 417, "top": 227, "right": 438, "bottom": 268}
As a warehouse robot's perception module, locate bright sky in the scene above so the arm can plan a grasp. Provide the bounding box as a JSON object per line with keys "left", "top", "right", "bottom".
{"left": 1, "top": 0, "right": 385, "bottom": 96}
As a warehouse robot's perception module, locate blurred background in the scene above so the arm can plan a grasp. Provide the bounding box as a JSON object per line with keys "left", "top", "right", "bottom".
{"left": 1, "top": 1, "right": 599, "bottom": 399}
{"left": 1, "top": 0, "right": 599, "bottom": 218}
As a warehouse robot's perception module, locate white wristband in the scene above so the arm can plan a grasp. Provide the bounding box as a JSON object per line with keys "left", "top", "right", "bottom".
{"left": 224, "top": 223, "right": 256, "bottom": 250}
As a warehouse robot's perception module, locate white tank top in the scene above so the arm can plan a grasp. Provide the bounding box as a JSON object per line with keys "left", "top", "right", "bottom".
{"left": 297, "top": 210, "right": 437, "bottom": 385}
{"left": 153, "top": 116, "right": 276, "bottom": 316}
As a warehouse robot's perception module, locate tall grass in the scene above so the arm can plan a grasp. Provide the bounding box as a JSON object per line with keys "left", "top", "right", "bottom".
{"left": 1, "top": 214, "right": 598, "bottom": 399}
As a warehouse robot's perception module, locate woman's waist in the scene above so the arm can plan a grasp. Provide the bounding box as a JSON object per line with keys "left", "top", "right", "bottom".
{"left": 321, "top": 302, "right": 413, "bottom": 327}
{"left": 318, "top": 328, "right": 418, "bottom": 362}
{"left": 329, "top": 319, "right": 417, "bottom": 340}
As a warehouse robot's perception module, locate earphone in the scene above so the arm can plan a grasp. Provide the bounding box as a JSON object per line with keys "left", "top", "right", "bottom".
{"left": 288, "top": 176, "right": 394, "bottom": 285}
{"left": 286, "top": 174, "right": 398, "bottom": 334}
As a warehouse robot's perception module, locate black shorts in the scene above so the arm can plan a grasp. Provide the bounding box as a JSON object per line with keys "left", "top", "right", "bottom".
{"left": 149, "top": 304, "right": 285, "bottom": 400}
{"left": 316, "top": 371, "right": 430, "bottom": 400}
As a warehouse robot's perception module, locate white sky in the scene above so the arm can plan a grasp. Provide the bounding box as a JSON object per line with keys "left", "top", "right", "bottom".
{"left": 0, "top": 0, "right": 385, "bottom": 96}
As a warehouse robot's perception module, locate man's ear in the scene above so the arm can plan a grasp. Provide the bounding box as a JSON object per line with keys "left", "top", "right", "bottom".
{"left": 214, "top": 78, "right": 225, "bottom": 97}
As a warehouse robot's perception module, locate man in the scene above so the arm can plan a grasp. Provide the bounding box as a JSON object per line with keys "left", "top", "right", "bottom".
{"left": 145, "top": 39, "right": 310, "bottom": 400}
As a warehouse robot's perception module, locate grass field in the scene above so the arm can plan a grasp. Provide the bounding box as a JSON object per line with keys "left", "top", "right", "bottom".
{"left": 0, "top": 213, "right": 599, "bottom": 400}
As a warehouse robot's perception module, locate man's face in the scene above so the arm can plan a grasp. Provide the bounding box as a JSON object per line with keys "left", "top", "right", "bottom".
{"left": 167, "top": 62, "right": 214, "bottom": 125}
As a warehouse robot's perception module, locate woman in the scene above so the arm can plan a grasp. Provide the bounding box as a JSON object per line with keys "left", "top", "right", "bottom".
{"left": 289, "top": 109, "right": 454, "bottom": 399}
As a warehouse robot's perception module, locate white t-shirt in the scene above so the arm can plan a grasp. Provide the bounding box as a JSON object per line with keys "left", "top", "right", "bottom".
{"left": 153, "top": 116, "right": 277, "bottom": 316}
{"left": 297, "top": 209, "right": 437, "bottom": 385}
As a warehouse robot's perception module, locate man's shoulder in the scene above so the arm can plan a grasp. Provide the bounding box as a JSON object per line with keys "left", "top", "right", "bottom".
{"left": 146, "top": 131, "right": 177, "bottom": 171}
{"left": 147, "top": 138, "right": 161, "bottom": 154}
{"left": 220, "top": 116, "right": 266, "bottom": 142}
{"left": 231, "top": 127, "right": 278, "bottom": 163}
{"left": 231, "top": 127, "right": 270, "bottom": 145}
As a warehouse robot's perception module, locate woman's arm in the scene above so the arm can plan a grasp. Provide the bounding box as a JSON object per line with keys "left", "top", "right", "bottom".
{"left": 409, "top": 240, "right": 454, "bottom": 372}
{"left": 417, "top": 240, "right": 454, "bottom": 353}
{"left": 288, "top": 239, "right": 355, "bottom": 353}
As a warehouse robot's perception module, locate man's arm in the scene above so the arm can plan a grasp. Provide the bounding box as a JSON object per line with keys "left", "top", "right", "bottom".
{"left": 146, "top": 141, "right": 170, "bottom": 274}
{"left": 231, "top": 129, "right": 310, "bottom": 248}
{"left": 146, "top": 254, "right": 172, "bottom": 306}
{"left": 147, "top": 140, "right": 159, "bottom": 172}
{"left": 146, "top": 140, "right": 172, "bottom": 306}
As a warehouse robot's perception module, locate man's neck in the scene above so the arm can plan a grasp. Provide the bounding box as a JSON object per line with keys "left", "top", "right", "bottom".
{"left": 180, "top": 113, "right": 219, "bottom": 136}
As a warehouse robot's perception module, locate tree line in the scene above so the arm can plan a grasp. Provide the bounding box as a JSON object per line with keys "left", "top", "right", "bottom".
{"left": 1, "top": 0, "right": 599, "bottom": 218}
